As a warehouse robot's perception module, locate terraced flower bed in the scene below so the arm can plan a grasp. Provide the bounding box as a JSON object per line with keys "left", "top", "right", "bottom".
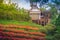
{"left": 0, "top": 24, "right": 46, "bottom": 40}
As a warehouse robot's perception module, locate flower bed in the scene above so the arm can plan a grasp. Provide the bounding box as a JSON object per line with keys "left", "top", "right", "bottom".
{"left": 0, "top": 24, "right": 39, "bottom": 30}
{"left": 0, "top": 24, "right": 46, "bottom": 40}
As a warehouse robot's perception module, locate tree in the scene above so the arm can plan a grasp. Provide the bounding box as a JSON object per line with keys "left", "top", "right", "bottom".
{"left": 0, "top": 0, "right": 3, "bottom": 3}
{"left": 55, "top": 14, "right": 60, "bottom": 32}
{"left": 51, "top": 0, "right": 60, "bottom": 13}
{"left": 52, "top": 0, "right": 60, "bottom": 5}
{"left": 0, "top": 3, "right": 30, "bottom": 21}
{"left": 26, "top": 0, "right": 49, "bottom": 7}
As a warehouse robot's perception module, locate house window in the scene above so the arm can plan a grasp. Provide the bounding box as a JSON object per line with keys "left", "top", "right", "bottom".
{"left": 40, "top": 13, "right": 44, "bottom": 18}
{"left": 41, "top": 13, "right": 43, "bottom": 16}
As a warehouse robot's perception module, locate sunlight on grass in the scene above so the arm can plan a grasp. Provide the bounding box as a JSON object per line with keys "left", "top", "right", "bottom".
{"left": 0, "top": 19, "right": 42, "bottom": 28}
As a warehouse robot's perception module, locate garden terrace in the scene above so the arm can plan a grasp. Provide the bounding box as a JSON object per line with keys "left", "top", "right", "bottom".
{"left": 0, "top": 24, "right": 46, "bottom": 40}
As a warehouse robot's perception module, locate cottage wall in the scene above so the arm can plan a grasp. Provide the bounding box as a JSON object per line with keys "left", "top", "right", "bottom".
{"left": 29, "top": 2, "right": 50, "bottom": 26}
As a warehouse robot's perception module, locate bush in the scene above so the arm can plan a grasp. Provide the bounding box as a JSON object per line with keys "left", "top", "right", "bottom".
{"left": 0, "top": 4, "right": 30, "bottom": 21}
{"left": 39, "top": 24, "right": 56, "bottom": 33}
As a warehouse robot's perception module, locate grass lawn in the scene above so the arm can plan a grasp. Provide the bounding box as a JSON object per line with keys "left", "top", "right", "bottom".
{"left": 0, "top": 19, "right": 42, "bottom": 28}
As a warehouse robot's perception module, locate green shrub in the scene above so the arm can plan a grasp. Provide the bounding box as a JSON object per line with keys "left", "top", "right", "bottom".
{"left": 38, "top": 24, "right": 56, "bottom": 34}
{"left": 0, "top": 4, "right": 30, "bottom": 21}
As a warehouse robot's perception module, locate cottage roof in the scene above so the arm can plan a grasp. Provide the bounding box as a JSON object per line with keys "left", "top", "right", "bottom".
{"left": 30, "top": 8, "right": 41, "bottom": 13}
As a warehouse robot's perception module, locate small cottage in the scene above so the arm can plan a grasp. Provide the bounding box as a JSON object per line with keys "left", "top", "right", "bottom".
{"left": 29, "top": 3, "right": 50, "bottom": 26}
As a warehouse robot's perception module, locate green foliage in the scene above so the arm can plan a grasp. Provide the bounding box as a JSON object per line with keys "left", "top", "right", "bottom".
{"left": 45, "top": 3, "right": 60, "bottom": 40}
{"left": 0, "top": 0, "right": 3, "bottom": 3}
{"left": 40, "top": 8, "right": 46, "bottom": 11}
{"left": 39, "top": 24, "right": 55, "bottom": 33}
{"left": 0, "top": 19, "right": 41, "bottom": 28}
{"left": 49, "top": 4, "right": 58, "bottom": 24}
{"left": 53, "top": 34, "right": 60, "bottom": 40}
{"left": 46, "top": 31, "right": 60, "bottom": 40}
{"left": 50, "top": 6, "right": 57, "bottom": 19}
{"left": 0, "top": 3, "right": 30, "bottom": 21}
{"left": 0, "top": 19, "right": 55, "bottom": 33}
{"left": 55, "top": 14, "right": 60, "bottom": 33}
{"left": 18, "top": 8, "right": 31, "bottom": 21}
{"left": 46, "top": 14, "right": 60, "bottom": 40}
{"left": 52, "top": 0, "right": 60, "bottom": 5}
{"left": 45, "top": 24, "right": 55, "bottom": 31}
{"left": 55, "top": 14, "right": 60, "bottom": 26}
{"left": 45, "top": 16, "right": 60, "bottom": 40}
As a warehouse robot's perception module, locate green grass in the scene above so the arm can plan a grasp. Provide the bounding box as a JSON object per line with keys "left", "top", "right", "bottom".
{"left": 0, "top": 19, "right": 42, "bottom": 28}
{"left": 0, "top": 19, "right": 55, "bottom": 33}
